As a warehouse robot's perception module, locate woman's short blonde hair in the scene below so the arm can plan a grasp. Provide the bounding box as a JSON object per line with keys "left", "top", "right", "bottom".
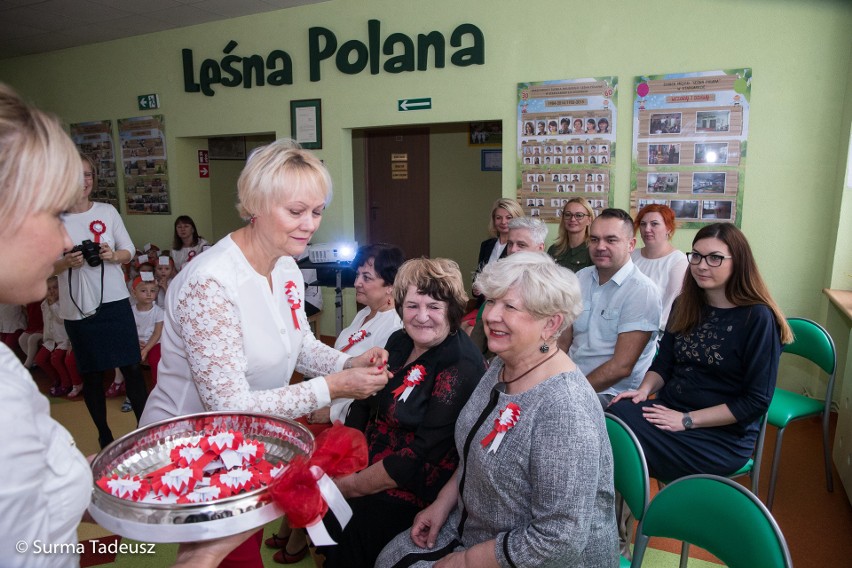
{"left": 0, "top": 83, "right": 81, "bottom": 233}
{"left": 393, "top": 258, "right": 469, "bottom": 332}
{"left": 475, "top": 251, "right": 582, "bottom": 335}
{"left": 488, "top": 198, "right": 525, "bottom": 237}
{"left": 236, "top": 139, "right": 332, "bottom": 219}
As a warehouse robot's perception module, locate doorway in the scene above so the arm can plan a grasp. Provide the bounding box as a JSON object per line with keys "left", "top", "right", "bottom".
{"left": 363, "top": 127, "right": 430, "bottom": 259}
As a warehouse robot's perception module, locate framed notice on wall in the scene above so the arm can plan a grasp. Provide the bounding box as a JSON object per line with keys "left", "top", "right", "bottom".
{"left": 118, "top": 115, "right": 170, "bottom": 215}
{"left": 70, "top": 120, "right": 120, "bottom": 210}
{"left": 630, "top": 69, "right": 751, "bottom": 227}
{"left": 290, "top": 99, "right": 322, "bottom": 149}
{"left": 517, "top": 77, "right": 617, "bottom": 223}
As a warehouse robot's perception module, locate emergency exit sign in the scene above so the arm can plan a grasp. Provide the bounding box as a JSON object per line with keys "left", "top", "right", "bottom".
{"left": 137, "top": 94, "right": 160, "bottom": 110}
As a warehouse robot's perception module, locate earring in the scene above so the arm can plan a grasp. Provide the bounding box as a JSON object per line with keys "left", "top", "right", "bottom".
{"left": 249, "top": 215, "right": 256, "bottom": 224}
{"left": 539, "top": 343, "right": 550, "bottom": 353}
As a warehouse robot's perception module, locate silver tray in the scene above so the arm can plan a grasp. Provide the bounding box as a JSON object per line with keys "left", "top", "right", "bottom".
{"left": 88, "top": 412, "right": 314, "bottom": 542}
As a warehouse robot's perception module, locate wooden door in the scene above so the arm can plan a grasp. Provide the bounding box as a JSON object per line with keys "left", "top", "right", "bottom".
{"left": 364, "top": 128, "right": 430, "bottom": 259}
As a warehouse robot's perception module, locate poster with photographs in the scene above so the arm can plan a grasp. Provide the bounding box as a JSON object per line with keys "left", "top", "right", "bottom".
{"left": 517, "top": 77, "right": 617, "bottom": 222}
{"left": 118, "top": 115, "right": 170, "bottom": 215}
{"left": 70, "top": 120, "right": 120, "bottom": 209}
{"left": 631, "top": 69, "right": 751, "bottom": 227}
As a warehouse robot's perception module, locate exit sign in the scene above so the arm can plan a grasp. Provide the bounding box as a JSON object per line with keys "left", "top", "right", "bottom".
{"left": 137, "top": 94, "right": 160, "bottom": 110}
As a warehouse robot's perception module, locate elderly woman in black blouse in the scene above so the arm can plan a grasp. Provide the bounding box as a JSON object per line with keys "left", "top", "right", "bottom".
{"left": 317, "top": 258, "right": 485, "bottom": 568}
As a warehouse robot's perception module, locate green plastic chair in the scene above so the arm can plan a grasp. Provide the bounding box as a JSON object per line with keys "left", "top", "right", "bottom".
{"left": 767, "top": 317, "right": 836, "bottom": 510}
{"left": 631, "top": 475, "right": 793, "bottom": 568}
{"left": 605, "top": 414, "right": 650, "bottom": 567}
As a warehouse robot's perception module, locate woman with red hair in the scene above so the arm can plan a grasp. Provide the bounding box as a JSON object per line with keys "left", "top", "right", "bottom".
{"left": 631, "top": 204, "right": 688, "bottom": 330}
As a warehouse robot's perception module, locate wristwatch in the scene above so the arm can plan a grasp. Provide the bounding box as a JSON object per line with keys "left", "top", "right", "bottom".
{"left": 682, "top": 413, "right": 694, "bottom": 430}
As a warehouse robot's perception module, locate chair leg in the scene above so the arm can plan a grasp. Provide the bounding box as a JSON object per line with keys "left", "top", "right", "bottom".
{"left": 767, "top": 427, "right": 787, "bottom": 511}
{"left": 821, "top": 411, "right": 834, "bottom": 492}
{"left": 679, "top": 542, "right": 690, "bottom": 568}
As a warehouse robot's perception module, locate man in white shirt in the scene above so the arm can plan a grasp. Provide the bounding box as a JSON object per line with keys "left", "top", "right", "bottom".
{"left": 559, "top": 208, "right": 662, "bottom": 407}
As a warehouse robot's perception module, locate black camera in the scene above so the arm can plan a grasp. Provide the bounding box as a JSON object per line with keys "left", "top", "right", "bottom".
{"left": 68, "top": 239, "right": 102, "bottom": 267}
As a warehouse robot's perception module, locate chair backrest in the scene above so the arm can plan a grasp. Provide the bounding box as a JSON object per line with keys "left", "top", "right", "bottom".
{"left": 605, "top": 414, "right": 650, "bottom": 523}
{"left": 784, "top": 317, "right": 836, "bottom": 376}
{"left": 632, "top": 475, "right": 792, "bottom": 568}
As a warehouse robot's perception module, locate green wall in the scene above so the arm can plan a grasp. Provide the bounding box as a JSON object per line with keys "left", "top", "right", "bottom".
{"left": 0, "top": 0, "right": 850, "bottom": 339}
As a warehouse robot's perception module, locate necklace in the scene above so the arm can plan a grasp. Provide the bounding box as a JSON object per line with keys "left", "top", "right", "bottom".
{"left": 500, "top": 349, "right": 559, "bottom": 385}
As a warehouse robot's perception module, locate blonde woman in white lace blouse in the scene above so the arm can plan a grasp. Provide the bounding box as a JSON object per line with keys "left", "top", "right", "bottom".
{"left": 140, "top": 139, "right": 392, "bottom": 567}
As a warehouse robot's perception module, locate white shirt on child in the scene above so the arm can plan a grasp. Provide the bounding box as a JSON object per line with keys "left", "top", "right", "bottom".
{"left": 40, "top": 301, "right": 71, "bottom": 351}
{"left": 0, "top": 303, "right": 25, "bottom": 333}
{"left": 132, "top": 304, "right": 164, "bottom": 343}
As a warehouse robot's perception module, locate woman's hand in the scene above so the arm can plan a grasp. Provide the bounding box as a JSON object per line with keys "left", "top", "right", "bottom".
{"left": 307, "top": 407, "right": 331, "bottom": 424}
{"left": 347, "top": 347, "right": 389, "bottom": 370}
{"left": 435, "top": 551, "right": 467, "bottom": 568}
{"left": 642, "top": 403, "right": 685, "bottom": 431}
{"left": 609, "top": 389, "right": 649, "bottom": 406}
{"left": 326, "top": 366, "right": 390, "bottom": 400}
{"left": 99, "top": 243, "right": 118, "bottom": 263}
{"left": 173, "top": 529, "right": 255, "bottom": 568}
{"left": 63, "top": 250, "right": 84, "bottom": 270}
{"left": 410, "top": 500, "right": 452, "bottom": 549}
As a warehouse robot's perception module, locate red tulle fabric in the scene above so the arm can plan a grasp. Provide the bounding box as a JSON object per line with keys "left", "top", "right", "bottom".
{"left": 269, "top": 423, "right": 368, "bottom": 528}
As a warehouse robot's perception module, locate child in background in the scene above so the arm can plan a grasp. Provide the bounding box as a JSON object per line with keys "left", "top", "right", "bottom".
{"left": 35, "top": 277, "right": 83, "bottom": 398}
{"left": 18, "top": 300, "right": 44, "bottom": 368}
{"left": 0, "top": 302, "right": 26, "bottom": 358}
{"left": 131, "top": 273, "right": 164, "bottom": 386}
{"left": 154, "top": 255, "right": 176, "bottom": 309}
{"left": 127, "top": 262, "right": 155, "bottom": 304}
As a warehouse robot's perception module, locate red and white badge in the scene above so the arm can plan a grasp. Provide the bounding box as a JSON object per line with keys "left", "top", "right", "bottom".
{"left": 391, "top": 364, "right": 426, "bottom": 402}
{"left": 340, "top": 329, "right": 370, "bottom": 353}
{"left": 480, "top": 403, "right": 521, "bottom": 453}
{"left": 89, "top": 220, "right": 106, "bottom": 243}
{"left": 284, "top": 281, "right": 302, "bottom": 330}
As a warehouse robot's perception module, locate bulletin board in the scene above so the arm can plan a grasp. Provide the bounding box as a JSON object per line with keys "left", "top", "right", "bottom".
{"left": 70, "top": 120, "right": 120, "bottom": 210}
{"left": 630, "top": 69, "right": 751, "bottom": 227}
{"left": 118, "top": 115, "right": 170, "bottom": 215}
{"left": 517, "top": 77, "right": 617, "bottom": 222}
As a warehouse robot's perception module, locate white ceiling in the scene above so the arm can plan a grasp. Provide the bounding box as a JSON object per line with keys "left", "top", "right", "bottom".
{"left": 0, "top": 0, "right": 328, "bottom": 60}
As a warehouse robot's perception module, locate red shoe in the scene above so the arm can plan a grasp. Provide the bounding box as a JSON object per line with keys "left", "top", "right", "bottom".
{"left": 264, "top": 533, "right": 289, "bottom": 549}
{"left": 272, "top": 544, "right": 308, "bottom": 564}
{"left": 105, "top": 381, "right": 125, "bottom": 398}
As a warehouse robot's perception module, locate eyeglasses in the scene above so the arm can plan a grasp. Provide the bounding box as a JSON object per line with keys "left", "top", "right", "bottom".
{"left": 564, "top": 213, "right": 589, "bottom": 220}
{"left": 687, "top": 252, "right": 732, "bottom": 267}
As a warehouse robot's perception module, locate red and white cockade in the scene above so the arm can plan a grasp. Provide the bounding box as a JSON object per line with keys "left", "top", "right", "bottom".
{"left": 284, "top": 280, "right": 302, "bottom": 330}
{"left": 340, "top": 329, "right": 370, "bottom": 353}
{"left": 391, "top": 364, "right": 426, "bottom": 402}
{"left": 480, "top": 402, "right": 521, "bottom": 453}
{"left": 95, "top": 430, "right": 275, "bottom": 504}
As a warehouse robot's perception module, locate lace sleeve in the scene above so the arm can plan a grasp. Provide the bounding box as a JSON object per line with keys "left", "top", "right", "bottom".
{"left": 176, "top": 275, "right": 323, "bottom": 419}
{"left": 295, "top": 331, "right": 348, "bottom": 378}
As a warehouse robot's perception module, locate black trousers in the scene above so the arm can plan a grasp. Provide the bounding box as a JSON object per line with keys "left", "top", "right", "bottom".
{"left": 82, "top": 364, "right": 148, "bottom": 448}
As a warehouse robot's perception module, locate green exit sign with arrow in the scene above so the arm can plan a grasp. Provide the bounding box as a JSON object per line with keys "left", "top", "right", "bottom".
{"left": 398, "top": 98, "right": 431, "bottom": 111}
{"left": 137, "top": 94, "right": 160, "bottom": 110}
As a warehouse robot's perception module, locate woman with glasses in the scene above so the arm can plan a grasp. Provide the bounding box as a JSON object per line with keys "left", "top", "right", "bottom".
{"left": 608, "top": 223, "right": 792, "bottom": 481}
{"left": 547, "top": 197, "right": 594, "bottom": 272}
{"left": 631, "top": 204, "right": 689, "bottom": 330}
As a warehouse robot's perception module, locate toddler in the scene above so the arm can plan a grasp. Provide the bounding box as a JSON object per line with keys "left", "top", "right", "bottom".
{"left": 35, "top": 277, "right": 83, "bottom": 398}
{"left": 154, "top": 255, "right": 176, "bottom": 308}
{"left": 18, "top": 300, "right": 44, "bottom": 368}
{"left": 131, "top": 274, "right": 164, "bottom": 385}
{"left": 0, "top": 302, "right": 26, "bottom": 358}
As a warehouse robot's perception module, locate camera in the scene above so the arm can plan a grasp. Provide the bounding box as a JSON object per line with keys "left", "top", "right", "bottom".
{"left": 68, "top": 239, "right": 102, "bottom": 267}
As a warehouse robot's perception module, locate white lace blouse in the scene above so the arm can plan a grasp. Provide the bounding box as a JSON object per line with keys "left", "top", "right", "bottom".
{"left": 140, "top": 235, "right": 349, "bottom": 426}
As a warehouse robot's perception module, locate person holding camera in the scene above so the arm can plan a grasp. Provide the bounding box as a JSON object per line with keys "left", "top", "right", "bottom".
{"left": 53, "top": 153, "right": 148, "bottom": 449}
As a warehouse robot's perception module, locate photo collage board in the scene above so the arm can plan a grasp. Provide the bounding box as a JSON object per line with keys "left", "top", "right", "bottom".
{"left": 631, "top": 69, "right": 751, "bottom": 227}
{"left": 70, "top": 120, "right": 120, "bottom": 210}
{"left": 118, "top": 115, "right": 170, "bottom": 215}
{"left": 517, "top": 77, "right": 617, "bottom": 222}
